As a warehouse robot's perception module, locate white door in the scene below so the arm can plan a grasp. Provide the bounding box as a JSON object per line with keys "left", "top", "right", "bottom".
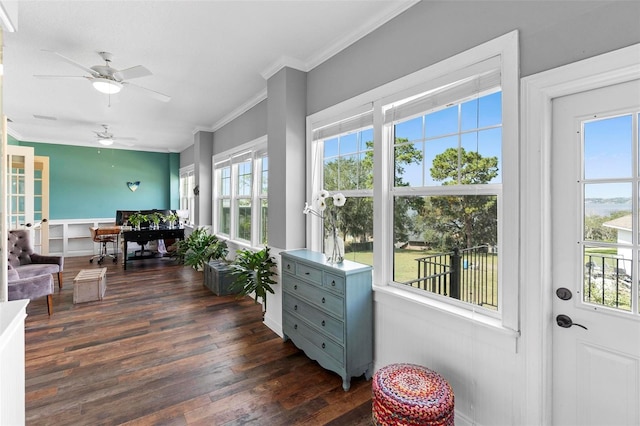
{"left": 33, "top": 156, "right": 50, "bottom": 254}
{"left": 551, "top": 79, "right": 640, "bottom": 426}
{"left": 6, "top": 145, "right": 34, "bottom": 230}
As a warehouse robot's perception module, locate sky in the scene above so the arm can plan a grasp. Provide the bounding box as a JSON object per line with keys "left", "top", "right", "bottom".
{"left": 584, "top": 114, "right": 636, "bottom": 199}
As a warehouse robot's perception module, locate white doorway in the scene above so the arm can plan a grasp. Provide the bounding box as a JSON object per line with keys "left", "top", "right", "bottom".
{"left": 551, "top": 79, "right": 640, "bottom": 426}
{"left": 521, "top": 44, "right": 640, "bottom": 425}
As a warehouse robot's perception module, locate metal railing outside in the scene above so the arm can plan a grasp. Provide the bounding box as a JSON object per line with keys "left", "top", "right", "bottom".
{"left": 584, "top": 254, "right": 632, "bottom": 311}
{"left": 404, "top": 245, "right": 498, "bottom": 309}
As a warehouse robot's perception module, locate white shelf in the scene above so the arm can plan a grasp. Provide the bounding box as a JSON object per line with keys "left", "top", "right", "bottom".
{"left": 47, "top": 218, "right": 114, "bottom": 257}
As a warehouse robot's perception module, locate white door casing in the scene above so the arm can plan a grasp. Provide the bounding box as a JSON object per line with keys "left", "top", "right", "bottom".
{"left": 551, "top": 79, "right": 640, "bottom": 426}
{"left": 520, "top": 44, "right": 640, "bottom": 426}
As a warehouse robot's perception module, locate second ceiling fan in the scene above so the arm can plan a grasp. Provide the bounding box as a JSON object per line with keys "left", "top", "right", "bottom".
{"left": 35, "top": 50, "right": 171, "bottom": 102}
{"left": 94, "top": 124, "right": 136, "bottom": 147}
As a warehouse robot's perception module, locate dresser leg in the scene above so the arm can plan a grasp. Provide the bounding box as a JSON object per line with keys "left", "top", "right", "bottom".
{"left": 342, "top": 377, "right": 351, "bottom": 391}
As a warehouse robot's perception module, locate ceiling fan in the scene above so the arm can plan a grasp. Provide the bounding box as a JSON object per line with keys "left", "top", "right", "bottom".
{"left": 35, "top": 50, "right": 171, "bottom": 102}
{"left": 94, "top": 124, "right": 136, "bottom": 147}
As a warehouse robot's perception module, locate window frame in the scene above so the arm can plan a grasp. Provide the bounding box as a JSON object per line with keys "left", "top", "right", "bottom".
{"left": 179, "top": 165, "right": 195, "bottom": 226}
{"left": 212, "top": 136, "right": 268, "bottom": 248}
{"left": 306, "top": 31, "right": 519, "bottom": 332}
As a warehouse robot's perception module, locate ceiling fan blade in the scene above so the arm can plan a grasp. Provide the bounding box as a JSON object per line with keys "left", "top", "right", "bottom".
{"left": 115, "top": 140, "right": 135, "bottom": 147}
{"left": 123, "top": 81, "right": 171, "bottom": 102}
{"left": 116, "top": 65, "right": 152, "bottom": 81}
{"left": 34, "top": 75, "right": 88, "bottom": 80}
{"left": 42, "top": 49, "right": 99, "bottom": 76}
{"left": 115, "top": 136, "right": 137, "bottom": 141}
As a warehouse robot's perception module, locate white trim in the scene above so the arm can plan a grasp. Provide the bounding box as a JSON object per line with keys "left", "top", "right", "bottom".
{"left": 520, "top": 42, "right": 640, "bottom": 426}
{"left": 179, "top": 164, "right": 194, "bottom": 174}
{"left": 210, "top": 89, "right": 268, "bottom": 133}
{"left": 260, "top": 0, "right": 420, "bottom": 80}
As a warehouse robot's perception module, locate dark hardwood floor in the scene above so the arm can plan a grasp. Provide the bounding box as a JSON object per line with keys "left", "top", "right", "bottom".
{"left": 24, "top": 255, "right": 373, "bottom": 426}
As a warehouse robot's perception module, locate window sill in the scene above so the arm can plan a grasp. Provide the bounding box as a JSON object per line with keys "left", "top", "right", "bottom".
{"left": 373, "top": 283, "right": 520, "bottom": 352}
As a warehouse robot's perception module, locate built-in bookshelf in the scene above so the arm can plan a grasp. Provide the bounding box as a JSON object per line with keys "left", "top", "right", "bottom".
{"left": 48, "top": 218, "right": 117, "bottom": 257}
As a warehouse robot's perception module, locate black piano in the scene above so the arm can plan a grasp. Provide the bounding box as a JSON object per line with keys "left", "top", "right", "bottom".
{"left": 116, "top": 209, "right": 185, "bottom": 270}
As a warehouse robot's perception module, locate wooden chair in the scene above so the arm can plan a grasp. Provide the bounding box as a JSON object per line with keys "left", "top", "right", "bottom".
{"left": 89, "top": 226, "right": 119, "bottom": 264}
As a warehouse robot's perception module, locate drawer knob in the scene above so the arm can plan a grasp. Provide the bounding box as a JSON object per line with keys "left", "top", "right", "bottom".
{"left": 331, "top": 280, "right": 336, "bottom": 286}
{"left": 322, "top": 343, "right": 326, "bottom": 349}
{"left": 305, "top": 272, "right": 310, "bottom": 275}
{"left": 322, "top": 297, "right": 325, "bottom": 304}
{"left": 294, "top": 324, "right": 298, "bottom": 330}
{"left": 321, "top": 320, "right": 325, "bottom": 327}
{"left": 294, "top": 305, "right": 298, "bottom": 311}
{"left": 287, "top": 264, "right": 291, "bottom": 270}
{"left": 294, "top": 284, "right": 298, "bottom": 290}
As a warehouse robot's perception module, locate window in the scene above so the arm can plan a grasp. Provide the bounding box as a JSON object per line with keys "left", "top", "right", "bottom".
{"left": 179, "top": 165, "right": 195, "bottom": 225}
{"left": 388, "top": 84, "right": 502, "bottom": 312}
{"left": 310, "top": 109, "right": 374, "bottom": 266}
{"left": 213, "top": 137, "right": 268, "bottom": 247}
{"left": 307, "top": 32, "right": 518, "bottom": 328}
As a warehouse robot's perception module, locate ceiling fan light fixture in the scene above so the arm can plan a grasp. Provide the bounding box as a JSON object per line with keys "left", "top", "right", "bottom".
{"left": 98, "top": 138, "right": 114, "bottom": 146}
{"left": 92, "top": 77, "right": 122, "bottom": 94}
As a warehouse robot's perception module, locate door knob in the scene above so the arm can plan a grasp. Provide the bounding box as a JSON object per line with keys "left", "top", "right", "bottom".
{"left": 556, "top": 287, "right": 572, "bottom": 300}
{"left": 556, "top": 314, "right": 588, "bottom": 330}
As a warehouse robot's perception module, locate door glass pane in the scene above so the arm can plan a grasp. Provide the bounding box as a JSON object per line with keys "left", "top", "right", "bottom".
{"left": 584, "top": 114, "right": 632, "bottom": 179}
{"left": 583, "top": 245, "right": 631, "bottom": 312}
{"left": 583, "top": 182, "right": 631, "bottom": 243}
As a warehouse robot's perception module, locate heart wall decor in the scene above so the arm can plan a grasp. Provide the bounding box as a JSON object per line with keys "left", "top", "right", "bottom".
{"left": 127, "top": 181, "right": 140, "bottom": 192}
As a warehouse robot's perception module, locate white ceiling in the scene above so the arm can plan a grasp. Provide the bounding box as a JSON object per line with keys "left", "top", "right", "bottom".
{"left": 2, "top": 1, "right": 416, "bottom": 153}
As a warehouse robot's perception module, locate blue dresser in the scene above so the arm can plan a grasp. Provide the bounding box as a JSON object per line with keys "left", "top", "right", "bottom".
{"left": 281, "top": 249, "right": 373, "bottom": 391}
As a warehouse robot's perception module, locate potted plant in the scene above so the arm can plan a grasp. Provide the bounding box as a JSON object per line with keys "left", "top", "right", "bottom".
{"left": 127, "top": 212, "right": 147, "bottom": 230}
{"left": 148, "top": 211, "right": 165, "bottom": 229}
{"left": 174, "top": 227, "right": 228, "bottom": 271}
{"left": 228, "top": 247, "right": 278, "bottom": 318}
{"left": 165, "top": 212, "right": 179, "bottom": 228}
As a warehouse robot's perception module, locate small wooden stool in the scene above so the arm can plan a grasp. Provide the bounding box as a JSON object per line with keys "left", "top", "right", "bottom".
{"left": 372, "top": 363, "right": 454, "bottom": 426}
{"left": 73, "top": 268, "right": 107, "bottom": 303}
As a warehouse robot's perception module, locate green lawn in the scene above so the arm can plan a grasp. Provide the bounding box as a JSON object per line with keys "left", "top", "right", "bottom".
{"left": 343, "top": 247, "right": 499, "bottom": 309}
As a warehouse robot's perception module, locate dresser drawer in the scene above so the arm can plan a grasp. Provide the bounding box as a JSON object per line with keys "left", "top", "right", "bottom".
{"left": 323, "top": 273, "right": 345, "bottom": 295}
{"left": 282, "top": 259, "right": 296, "bottom": 275}
{"left": 295, "top": 262, "right": 323, "bottom": 285}
{"left": 283, "top": 275, "right": 344, "bottom": 319}
{"left": 284, "top": 313, "right": 344, "bottom": 363}
{"left": 284, "top": 293, "right": 344, "bottom": 343}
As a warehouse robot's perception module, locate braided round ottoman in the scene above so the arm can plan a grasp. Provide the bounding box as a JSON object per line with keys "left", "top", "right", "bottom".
{"left": 372, "top": 363, "right": 454, "bottom": 426}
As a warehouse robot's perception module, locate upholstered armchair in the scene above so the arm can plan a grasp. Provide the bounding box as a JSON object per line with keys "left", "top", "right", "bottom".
{"left": 8, "top": 264, "right": 54, "bottom": 315}
{"left": 8, "top": 230, "right": 64, "bottom": 289}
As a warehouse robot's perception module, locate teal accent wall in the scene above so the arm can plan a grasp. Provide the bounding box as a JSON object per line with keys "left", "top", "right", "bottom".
{"left": 8, "top": 134, "right": 19, "bottom": 145}
{"left": 18, "top": 141, "right": 179, "bottom": 220}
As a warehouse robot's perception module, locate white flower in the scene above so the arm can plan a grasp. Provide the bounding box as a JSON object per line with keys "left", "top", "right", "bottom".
{"left": 315, "top": 189, "right": 330, "bottom": 202}
{"left": 303, "top": 189, "right": 348, "bottom": 219}
{"left": 317, "top": 198, "right": 327, "bottom": 211}
{"left": 332, "top": 193, "right": 346, "bottom": 207}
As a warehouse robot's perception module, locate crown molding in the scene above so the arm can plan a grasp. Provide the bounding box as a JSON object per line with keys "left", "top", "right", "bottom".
{"left": 210, "top": 88, "right": 268, "bottom": 133}
{"left": 260, "top": 0, "right": 420, "bottom": 80}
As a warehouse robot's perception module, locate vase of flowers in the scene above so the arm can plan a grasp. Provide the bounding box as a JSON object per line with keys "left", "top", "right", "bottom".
{"left": 303, "top": 189, "right": 346, "bottom": 263}
{"left": 148, "top": 211, "right": 165, "bottom": 230}
{"left": 165, "top": 212, "right": 179, "bottom": 229}
{"left": 127, "top": 212, "right": 147, "bottom": 231}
